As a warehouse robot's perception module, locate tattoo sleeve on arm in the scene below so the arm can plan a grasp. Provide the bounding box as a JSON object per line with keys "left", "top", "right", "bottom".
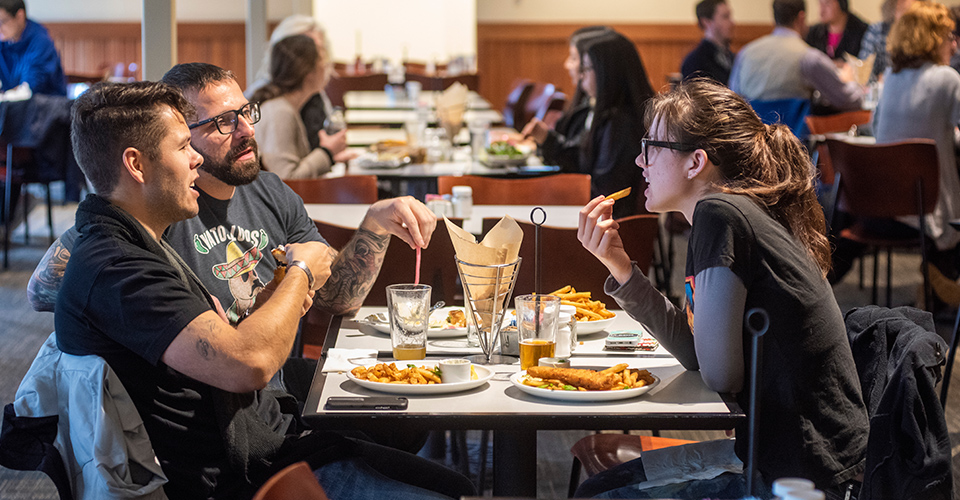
{"left": 27, "top": 241, "right": 71, "bottom": 312}
{"left": 315, "top": 227, "right": 389, "bottom": 314}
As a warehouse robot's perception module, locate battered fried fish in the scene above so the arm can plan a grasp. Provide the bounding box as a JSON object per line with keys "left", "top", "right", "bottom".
{"left": 526, "top": 366, "right": 620, "bottom": 391}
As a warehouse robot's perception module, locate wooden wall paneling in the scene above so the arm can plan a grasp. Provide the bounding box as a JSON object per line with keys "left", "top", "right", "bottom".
{"left": 46, "top": 22, "right": 250, "bottom": 88}
{"left": 478, "top": 23, "right": 772, "bottom": 111}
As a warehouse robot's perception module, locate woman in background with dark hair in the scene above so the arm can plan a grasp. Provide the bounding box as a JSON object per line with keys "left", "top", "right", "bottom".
{"left": 575, "top": 78, "right": 867, "bottom": 498}
{"left": 252, "top": 34, "right": 349, "bottom": 179}
{"left": 578, "top": 31, "right": 656, "bottom": 218}
{"left": 521, "top": 26, "right": 609, "bottom": 173}
{"left": 806, "top": 0, "right": 868, "bottom": 60}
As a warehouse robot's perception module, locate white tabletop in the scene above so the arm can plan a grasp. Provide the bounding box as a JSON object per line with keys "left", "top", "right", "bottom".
{"left": 308, "top": 306, "right": 730, "bottom": 417}
{"left": 345, "top": 108, "right": 503, "bottom": 126}
{"left": 305, "top": 204, "right": 584, "bottom": 234}
{"left": 345, "top": 127, "right": 470, "bottom": 147}
{"left": 344, "top": 90, "right": 491, "bottom": 110}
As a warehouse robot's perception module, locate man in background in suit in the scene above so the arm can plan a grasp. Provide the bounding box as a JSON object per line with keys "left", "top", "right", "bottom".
{"left": 682, "top": 0, "right": 736, "bottom": 84}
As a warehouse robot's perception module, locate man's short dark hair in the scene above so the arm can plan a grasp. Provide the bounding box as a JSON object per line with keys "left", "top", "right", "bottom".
{"left": 160, "top": 62, "right": 237, "bottom": 95}
{"left": 773, "top": 0, "right": 806, "bottom": 26}
{"left": 71, "top": 81, "right": 195, "bottom": 196}
{"left": 0, "top": 0, "right": 24, "bottom": 17}
{"left": 696, "top": 0, "right": 727, "bottom": 28}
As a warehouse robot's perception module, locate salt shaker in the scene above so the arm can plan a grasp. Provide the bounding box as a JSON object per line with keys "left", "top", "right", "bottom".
{"left": 559, "top": 305, "right": 578, "bottom": 354}
{"left": 555, "top": 312, "right": 573, "bottom": 358}
{"left": 451, "top": 186, "right": 473, "bottom": 219}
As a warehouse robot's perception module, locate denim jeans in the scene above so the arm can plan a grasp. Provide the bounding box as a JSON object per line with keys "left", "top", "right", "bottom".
{"left": 315, "top": 457, "right": 459, "bottom": 500}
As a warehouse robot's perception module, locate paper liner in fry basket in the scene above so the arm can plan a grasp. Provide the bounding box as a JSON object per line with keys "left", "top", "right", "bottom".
{"left": 445, "top": 216, "right": 522, "bottom": 355}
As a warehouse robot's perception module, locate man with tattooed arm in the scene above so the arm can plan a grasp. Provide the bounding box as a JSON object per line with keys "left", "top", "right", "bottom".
{"left": 49, "top": 76, "right": 469, "bottom": 499}
{"left": 29, "top": 62, "right": 435, "bottom": 326}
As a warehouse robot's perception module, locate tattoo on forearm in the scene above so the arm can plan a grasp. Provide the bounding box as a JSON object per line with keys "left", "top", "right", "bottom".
{"left": 317, "top": 227, "right": 389, "bottom": 313}
{"left": 194, "top": 319, "right": 220, "bottom": 360}
{"left": 27, "top": 241, "right": 70, "bottom": 312}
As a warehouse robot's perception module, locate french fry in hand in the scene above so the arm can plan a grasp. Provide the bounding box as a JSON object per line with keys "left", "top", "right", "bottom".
{"left": 604, "top": 187, "right": 632, "bottom": 202}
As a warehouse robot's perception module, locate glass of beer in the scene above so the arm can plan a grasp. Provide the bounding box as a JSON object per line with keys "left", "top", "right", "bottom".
{"left": 515, "top": 294, "right": 561, "bottom": 369}
{"left": 387, "top": 284, "right": 432, "bottom": 360}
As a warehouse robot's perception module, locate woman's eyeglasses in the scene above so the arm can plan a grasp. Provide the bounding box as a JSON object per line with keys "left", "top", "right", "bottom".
{"left": 189, "top": 102, "right": 261, "bottom": 135}
{"left": 640, "top": 138, "right": 699, "bottom": 166}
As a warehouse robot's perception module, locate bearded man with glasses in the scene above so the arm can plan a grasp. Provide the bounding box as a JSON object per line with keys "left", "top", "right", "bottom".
{"left": 29, "top": 62, "right": 438, "bottom": 328}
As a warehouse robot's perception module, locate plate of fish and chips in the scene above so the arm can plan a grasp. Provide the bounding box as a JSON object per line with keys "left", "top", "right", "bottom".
{"left": 348, "top": 362, "right": 494, "bottom": 395}
{"left": 510, "top": 363, "right": 659, "bottom": 401}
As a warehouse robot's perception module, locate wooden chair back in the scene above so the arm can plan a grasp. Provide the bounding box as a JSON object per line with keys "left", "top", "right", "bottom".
{"left": 826, "top": 138, "right": 939, "bottom": 219}
{"left": 325, "top": 73, "right": 389, "bottom": 107}
{"left": 363, "top": 219, "right": 463, "bottom": 306}
{"left": 482, "top": 215, "right": 659, "bottom": 298}
{"left": 502, "top": 79, "right": 534, "bottom": 130}
{"left": 806, "top": 110, "right": 873, "bottom": 185}
{"left": 284, "top": 176, "right": 379, "bottom": 204}
{"left": 252, "top": 461, "right": 329, "bottom": 500}
{"left": 437, "top": 174, "right": 591, "bottom": 206}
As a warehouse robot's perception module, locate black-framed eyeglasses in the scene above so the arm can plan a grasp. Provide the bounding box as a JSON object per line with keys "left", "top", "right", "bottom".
{"left": 189, "top": 102, "right": 261, "bottom": 135}
{"left": 640, "top": 138, "right": 700, "bottom": 166}
{"left": 579, "top": 65, "right": 594, "bottom": 75}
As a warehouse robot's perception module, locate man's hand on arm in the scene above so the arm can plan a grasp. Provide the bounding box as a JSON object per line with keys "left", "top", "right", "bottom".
{"left": 161, "top": 242, "right": 333, "bottom": 393}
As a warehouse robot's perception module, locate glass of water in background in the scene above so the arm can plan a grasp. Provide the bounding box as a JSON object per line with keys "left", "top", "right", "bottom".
{"left": 324, "top": 107, "right": 347, "bottom": 134}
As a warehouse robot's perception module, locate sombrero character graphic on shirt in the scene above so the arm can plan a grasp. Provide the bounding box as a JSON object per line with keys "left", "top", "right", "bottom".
{"left": 212, "top": 239, "right": 267, "bottom": 323}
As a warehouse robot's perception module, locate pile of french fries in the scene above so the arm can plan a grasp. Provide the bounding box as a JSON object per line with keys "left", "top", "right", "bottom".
{"left": 351, "top": 363, "right": 442, "bottom": 384}
{"left": 522, "top": 363, "right": 655, "bottom": 391}
{"left": 549, "top": 285, "right": 616, "bottom": 321}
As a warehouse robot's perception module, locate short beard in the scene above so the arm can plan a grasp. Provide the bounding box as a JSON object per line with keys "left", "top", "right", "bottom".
{"left": 198, "top": 138, "right": 261, "bottom": 187}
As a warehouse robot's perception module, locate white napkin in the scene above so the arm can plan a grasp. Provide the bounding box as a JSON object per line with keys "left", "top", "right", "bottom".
{"left": 321, "top": 348, "right": 379, "bottom": 373}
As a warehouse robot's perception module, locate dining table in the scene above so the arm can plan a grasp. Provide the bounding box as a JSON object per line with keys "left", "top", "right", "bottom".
{"left": 302, "top": 307, "right": 743, "bottom": 496}
{"left": 344, "top": 90, "right": 492, "bottom": 110}
{"left": 305, "top": 203, "right": 584, "bottom": 235}
{"left": 345, "top": 108, "right": 503, "bottom": 127}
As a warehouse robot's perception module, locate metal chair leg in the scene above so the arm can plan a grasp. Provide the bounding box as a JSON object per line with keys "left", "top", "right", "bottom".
{"left": 886, "top": 247, "right": 893, "bottom": 307}
{"left": 871, "top": 247, "right": 880, "bottom": 305}
{"left": 568, "top": 457, "right": 582, "bottom": 497}
{"left": 941, "top": 307, "right": 960, "bottom": 406}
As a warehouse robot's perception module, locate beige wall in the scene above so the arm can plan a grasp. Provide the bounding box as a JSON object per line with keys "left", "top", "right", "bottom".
{"left": 313, "top": 0, "right": 477, "bottom": 62}
{"left": 476, "top": 0, "right": 887, "bottom": 25}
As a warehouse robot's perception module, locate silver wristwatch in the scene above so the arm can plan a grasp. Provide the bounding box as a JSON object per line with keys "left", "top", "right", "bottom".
{"left": 289, "top": 260, "right": 315, "bottom": 289}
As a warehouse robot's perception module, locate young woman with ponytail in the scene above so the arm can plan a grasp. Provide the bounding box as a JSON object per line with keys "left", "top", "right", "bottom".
{"left": 251, "top": 34, "right": 351, "bottom": 179}
{"left": 575, "top": 79, "right": 867, "bottom": 499}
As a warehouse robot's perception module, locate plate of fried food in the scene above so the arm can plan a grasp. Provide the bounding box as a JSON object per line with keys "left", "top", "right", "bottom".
{"left": 348, "top": 362, "right": 494, "bottom": 395}
{"left": 355, "top": 140, "right": 426, "bottom": 169}
{"left": 548, "top": 285, "right": 618, "bottom": 334}
{"left": 510, "top": 363, "right": 659, "bottom": 401}
{"left": 359, "top": 307, "right": 469, "bottom": 338}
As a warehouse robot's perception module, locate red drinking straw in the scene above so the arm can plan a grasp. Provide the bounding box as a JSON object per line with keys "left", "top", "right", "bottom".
{"left": 414, "top": 246, "right": 422, "bottom": 284}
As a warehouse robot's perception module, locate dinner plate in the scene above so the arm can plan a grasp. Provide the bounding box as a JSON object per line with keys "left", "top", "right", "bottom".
{"left": 361, "top": 307, "right": 470, "bottom": 338}
{"left": 576, "top": 313, "right": 617, "bottom": 334}
{"left": 481, "top": 154, "right": 530, "bottom": 168}
{"left": 347, "top": 365, "right": 494, "bottom": 395}
{"left": 509, "top": 371, "right": 659, "bottom": 402}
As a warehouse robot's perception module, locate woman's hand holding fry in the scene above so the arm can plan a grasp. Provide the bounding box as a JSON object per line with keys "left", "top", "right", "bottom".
{"left": 578, "top": 196, "right": 633, "bottom": 284}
